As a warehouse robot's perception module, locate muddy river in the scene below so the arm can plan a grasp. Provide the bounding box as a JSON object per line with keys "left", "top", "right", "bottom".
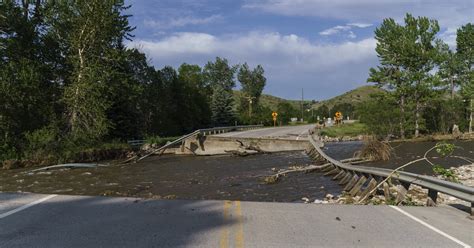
{"left": 0, "top": 152, "right": 341, "bottom": 203}
{"left": 324, "top": 140, "right": 473, "bottom": 175}
{"left": 0, "top": 140, "right": 472, "bottom": 203}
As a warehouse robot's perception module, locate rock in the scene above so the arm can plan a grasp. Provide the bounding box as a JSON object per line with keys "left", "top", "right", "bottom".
{"left": 313, "top": 199, "right": 323, "bottom": 204}
{"left": 302, "top": 197, "right": 310, "bottom": 203}
{"left": 37, "top": 171, "right": 52, "bottom": 175}
{"left": 82, "top": 172, "right": 92, "bottom": 176}
{"left": 325, "top": 193, "right": 334, "bottom": 200}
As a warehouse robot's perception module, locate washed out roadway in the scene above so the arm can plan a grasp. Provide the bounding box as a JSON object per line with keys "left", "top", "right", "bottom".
{"left": 0, "top": 192, "right": 472, "bottom": 247}
{"left": 214, "top": 124, "right": 314, "bottom": 140}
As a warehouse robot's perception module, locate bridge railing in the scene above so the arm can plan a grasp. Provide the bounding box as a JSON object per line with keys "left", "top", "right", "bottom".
{"left": 134, "top": 125, "right": 264, "bottom": 161}
{"left": 128, "top": 125, "right": 263, "bottom": 148}
{"left": 307, "top": 134, "right": 474, "bottom": 214}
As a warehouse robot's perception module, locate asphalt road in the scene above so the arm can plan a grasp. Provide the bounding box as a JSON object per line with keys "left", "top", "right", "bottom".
{"left": 215, "top": 124, "right": 315, "bottom": 140}
{"left": 1, "top": 192, "right": 472, "bottom": 247}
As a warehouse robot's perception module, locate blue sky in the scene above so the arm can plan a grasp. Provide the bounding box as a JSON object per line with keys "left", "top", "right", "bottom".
{"left": 125, "top": 0, "right": 473, "bottom": 100}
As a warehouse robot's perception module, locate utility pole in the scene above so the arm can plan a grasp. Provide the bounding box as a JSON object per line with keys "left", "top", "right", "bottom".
{"left": 470, "top": 99, "right": 473, "bottom": 133}
{"left": 245, "top": 95, "right": 256, "bottom": 118}
{"left": 301, "top": 88, "right": 304, "bottom": 122}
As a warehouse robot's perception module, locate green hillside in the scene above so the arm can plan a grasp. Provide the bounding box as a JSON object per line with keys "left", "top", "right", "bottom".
{"left": 310, "top": 86, "right": 384, "bottom": 110}
{"left": 234, "top": 85, "right": 383, "bottom": 111}
{"left": 233, "top": 91, "right": 304, "bottom": 111}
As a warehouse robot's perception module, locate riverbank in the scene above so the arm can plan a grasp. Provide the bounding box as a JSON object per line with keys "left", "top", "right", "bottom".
{"left": 316, "top": 121, "right": 474, "bottom": 143}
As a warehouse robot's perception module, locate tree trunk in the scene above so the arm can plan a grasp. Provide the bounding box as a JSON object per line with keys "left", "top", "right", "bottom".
{"left": 415, "top": 101, "right": 420, "bottom": 138}
{"left": 450, "top": 78, "right": 455, "bottom": 99}
{"left": 399, "top": 95, "right": 406, "bottom": 139}
{"left": 70, "top": 48, "right": 85, "bottom": 132}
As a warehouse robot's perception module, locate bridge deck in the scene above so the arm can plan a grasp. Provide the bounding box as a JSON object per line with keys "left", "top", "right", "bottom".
{"left": 213, "top": 124, "right": 314, "bottom": 140}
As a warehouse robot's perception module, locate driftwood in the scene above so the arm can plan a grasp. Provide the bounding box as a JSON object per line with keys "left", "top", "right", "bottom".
{"left": 235, "top": 140, "right": 268, "bottom": 154}
{"left": 27, "top": 163, "right": 107, "bottom": 173}
{"left": 263, "top": 163, "right": 331, "bottom": 184}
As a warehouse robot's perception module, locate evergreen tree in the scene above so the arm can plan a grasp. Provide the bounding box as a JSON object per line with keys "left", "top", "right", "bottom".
{"left": 203, "top": 57, "right": 237, "bottom": 126}
{"left": 210, "top": 85, "right": 235, "bottom": 126}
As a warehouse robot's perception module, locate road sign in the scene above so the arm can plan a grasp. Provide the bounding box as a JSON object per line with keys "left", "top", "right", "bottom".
{"left": 272, "top": 112, "right": 278, "bottom": 126}
{"left": 335, "top": 111, "right": 342, "bottom": 125}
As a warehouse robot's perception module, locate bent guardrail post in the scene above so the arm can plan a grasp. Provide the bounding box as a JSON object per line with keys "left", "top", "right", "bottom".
{"left": 306, "top": 133, "right": 474, "bottom": 216}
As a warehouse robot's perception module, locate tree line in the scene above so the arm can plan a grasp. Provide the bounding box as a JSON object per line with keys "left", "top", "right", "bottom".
{"left": 358, "top": 14, "right": 473, "bottom": 138}
{"left": 0, "top": 1, "right": 267, "bottom": 162}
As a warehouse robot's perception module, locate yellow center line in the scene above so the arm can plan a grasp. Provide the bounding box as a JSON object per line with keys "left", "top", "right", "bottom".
{"left": 235, "top": 201, "right": 245, "bottom": 248}
{"left": 220, "top": 200, "right": 232, "bottom": 248}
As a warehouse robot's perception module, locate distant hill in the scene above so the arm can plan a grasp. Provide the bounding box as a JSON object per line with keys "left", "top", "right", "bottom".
{"left": 234, "top": 85, "right": 383, "bottom": 111}
{"left": 310, "top": 85, "right": 384, "bottom": 109}
{"left": 233, "top": 91, "right": 302, "bottom": 111}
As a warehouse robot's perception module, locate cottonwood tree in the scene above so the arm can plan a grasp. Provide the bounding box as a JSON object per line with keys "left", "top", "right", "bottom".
{"left": 50, "top": 0, "right": 134, "bottom": 142}
{"left": 456, "top": 23, "right": 474, "bottom": 133}
{"left": 369, "top": 14, "right": 441, "bottom": 138}
{"left": 237, "top": 63, "right": 266, "bottom": 118}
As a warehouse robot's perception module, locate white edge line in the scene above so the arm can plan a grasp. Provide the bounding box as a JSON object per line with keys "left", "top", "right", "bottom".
{"left": 0, "top": 194, "right": 57, "bottom": 219}
{"left": 390, "top": 206, "right": 471, "bottom": 248}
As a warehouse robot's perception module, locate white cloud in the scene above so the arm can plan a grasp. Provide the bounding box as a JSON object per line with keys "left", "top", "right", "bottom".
{"left": 127, "top": 32, "right": 378, "bottom": 99}
{"left": 144, "top": 14, "right": 223, "bottom": 29}
{"left": 319, "top": 25, "right": 351, "bottom": 36}
{"left": 244, "top": 0, "right": 473, "bottom": 41}
{"left": 348, "top": 23, "right": 373, "bottom": 28}
{"left": 319, "top": 23, "right": 371, "bottom": 38}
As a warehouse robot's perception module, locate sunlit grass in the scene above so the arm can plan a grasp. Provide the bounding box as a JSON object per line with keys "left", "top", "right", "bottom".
{"left": 320, "top": 122, "right": 367, "bottom": 137}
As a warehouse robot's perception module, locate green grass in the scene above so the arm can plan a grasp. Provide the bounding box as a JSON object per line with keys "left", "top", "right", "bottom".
{"left": 319, "top": 122, "right": 368, "bottom": 137}
{"left": 145, "top": 136, "right": 181, "bottom": 146}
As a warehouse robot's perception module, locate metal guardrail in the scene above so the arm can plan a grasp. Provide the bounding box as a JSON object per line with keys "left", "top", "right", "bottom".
{"left": 308, "top": 135, "right": 474, "bottom": 208}
{"left": 128, "top": 125, "right": 263, "bottom": 148}
{"left": 135, "top": 125, "right": 264, "bottom": 162}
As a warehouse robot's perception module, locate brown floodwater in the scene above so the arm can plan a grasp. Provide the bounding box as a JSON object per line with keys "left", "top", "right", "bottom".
{"left": 324, "top": 140, "right": 473, "bottom": 175}
{"left": 0, "top": 151, "right": 342, "bottom": 203}
{"left": 1, "top": 140, "right": 471, "bottom": 203}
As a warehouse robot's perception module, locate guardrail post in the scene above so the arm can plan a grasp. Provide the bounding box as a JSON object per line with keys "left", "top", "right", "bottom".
{"left": 339, "top": 173, "right": 353, "bottom": 185}
{"left": 471, "top": 203, "right": 474, "bottom": 218}
{"left": 358, "top": 178, "right": 378, "bottom": 199}
{"left": 349, "top": 176, "right": 367, "bottom": 196}
{"left": 332, "top": 170, "right": 346, "bottom": 180}
{"left": 324, "top": 167, "right": 340, "bottom": 176}
{"left": 427, "top": 189, "right": 438, "bottom": 206}
{"left": 343, "top": 174, "right": 360, "bottom": 191}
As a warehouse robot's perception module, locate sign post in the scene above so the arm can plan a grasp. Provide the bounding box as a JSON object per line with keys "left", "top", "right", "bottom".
{"left": 272, "top": 112, "right": 278, "bottom": 127}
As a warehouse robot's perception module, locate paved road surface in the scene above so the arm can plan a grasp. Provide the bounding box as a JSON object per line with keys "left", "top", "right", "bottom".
{"left": 1, "top": 193, "right": 472, "bottom": 247}
{"left": 215, "top": 124, "right": 315, "bottom": 140}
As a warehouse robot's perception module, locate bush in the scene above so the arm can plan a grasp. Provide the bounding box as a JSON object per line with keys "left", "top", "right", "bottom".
{"left": 354, "top": 137, "right": 392, "bottom": 161}
{"left": 24, "top": 125, "right": 61, "bottom": 161}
